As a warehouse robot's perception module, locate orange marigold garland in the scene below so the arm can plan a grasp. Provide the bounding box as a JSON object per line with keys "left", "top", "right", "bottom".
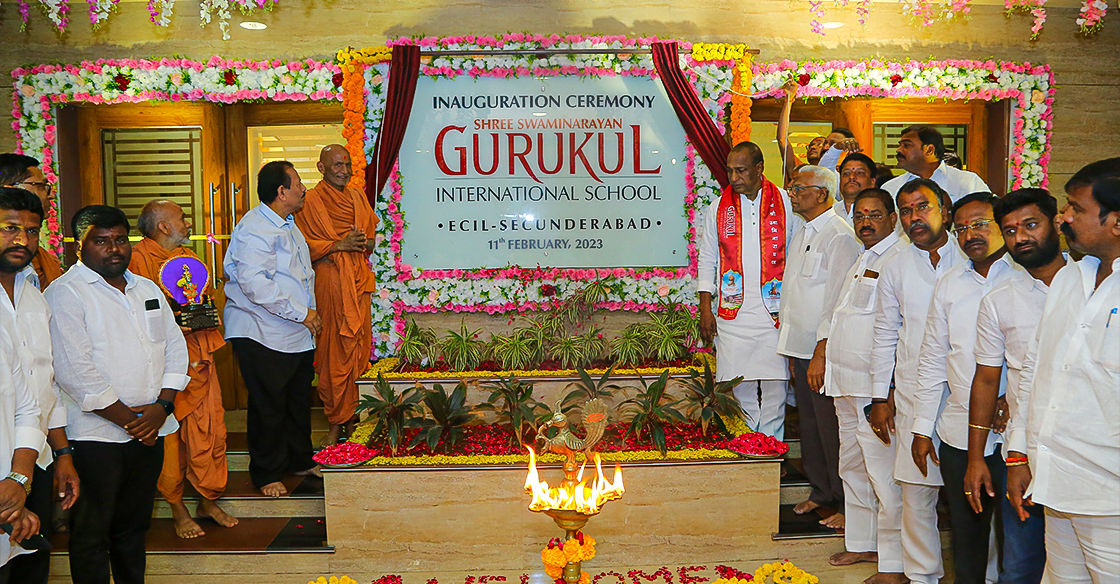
{"left": 730, "top": 53, "right": 753, "bottom": 145}
{"left": 336, "top": 46, "right": 393, "bottom": 191}
{"left": 541, "top": 533, "right": 596, "bottom": 582}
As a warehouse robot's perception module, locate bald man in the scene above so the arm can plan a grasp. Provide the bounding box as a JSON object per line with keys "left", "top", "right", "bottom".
{"left": 0, "top": 153, "right": 63, "bottom": 290}
{"left": 294, "top": 145, "right": 378, "bottom": 445}
{"left": 129, "top": 200, "right": 237, "bottom": 539}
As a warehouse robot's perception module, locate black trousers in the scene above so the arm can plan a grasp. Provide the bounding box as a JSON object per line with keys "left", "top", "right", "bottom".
{"left": 231, "top": 338, "right": 316, "bottom": 488}
{"left": 7, "top": 462, "right": 54, "bottom": 583}
{"left": 791, "top": 357, "right": 843, "bottom": 507}
{"left": 940, "top": 442, "right": 1007, "bottom": 584}
{"left": 68, "top": 438, "right": 164, "bottom": 584}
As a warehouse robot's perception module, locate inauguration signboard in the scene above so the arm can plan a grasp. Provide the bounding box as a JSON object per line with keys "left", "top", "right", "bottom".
{"left": 397, "top": 75, "right": 689, "bottom": 269}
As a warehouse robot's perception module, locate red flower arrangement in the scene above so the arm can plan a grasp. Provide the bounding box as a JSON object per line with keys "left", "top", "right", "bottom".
{"left": 539, "top": 284, "right": 559, "bottom": 297}
{"left": 727, "top": 432, "right": 789, "bottom": 457}
{"left": 890, "top": 74, "right": 903, "bottom": 86}
{"left": 222, "top": 69, "right": 238, "bottom": 86}
{"left": 797, "top": 73, "right": 811, "bottom": 86}
{"left": 112, "top": 73, "right": 131, "bottom": 91}
{"left": 332, "top": 72, "right": 344, "bottom": 87}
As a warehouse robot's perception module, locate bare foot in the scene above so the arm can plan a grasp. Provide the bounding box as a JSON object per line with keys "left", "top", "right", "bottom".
{"left": 295, "top": 465, "right": 323, "bottom": 478}
{"left": 820, "top": 512, "right": 846, "bottom": 529}
{"left": 864, "top": 572, "right": 910, "bottom": 584}
{"left": 169, "top": 501, "right": 205, "bottom": 538}
{"left": 793, "top": 499, "right": 821, "bottom": 515}
{"left": 320, "top": 424, "right": 343, "bottom": 448}
{"left": 830, "top": 550, "right": 877, "bottom": 566}
{"left": 196, "top": 498, "right": 239, "bottom": 528}
{"left": 260, "top": 481, "right": 288, "bottom": 497}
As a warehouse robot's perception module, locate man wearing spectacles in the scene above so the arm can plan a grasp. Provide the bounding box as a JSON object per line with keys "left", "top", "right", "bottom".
{"left": 0, "top": 154, "right": 62, "bottom": 291}
{"left": 779, "top": 166, "right": 861, "bottom": 527}
{"left": 820, "top": 188, "right": 909, "bottom": 583}
{"left": 912, "top": 191, "right": 1017, "bottom": 583}
{"left": 870, "top": 178, "right": 966, "bottom": 584}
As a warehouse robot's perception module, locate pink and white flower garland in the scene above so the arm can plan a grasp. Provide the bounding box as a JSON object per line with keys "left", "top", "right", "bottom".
{"left": 11, "top": 56, "right": 342, "bottom": 255}
{"left": 750, "top": 58, "right": 1054, "bottom": 190}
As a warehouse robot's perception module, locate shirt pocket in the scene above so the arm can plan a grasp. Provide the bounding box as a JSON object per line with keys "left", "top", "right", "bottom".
{"left": 1093, "top": 312, "right": 1120, "bottom": 372}
{"left": 850, "top": 276, "right": 880, "bottom": 313}
{"left": 146, "top": 305, "right": 166, "bottom": 344}
{"left": 800, "top": 251, "right": 824, "bottom": 280}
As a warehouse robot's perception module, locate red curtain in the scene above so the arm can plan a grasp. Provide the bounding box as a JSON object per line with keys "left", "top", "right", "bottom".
{"left": 651, "top": 42, "right": 730, "bottom": 189}
{"left": 365, "top": 44, "right": 421, "bottom": 205}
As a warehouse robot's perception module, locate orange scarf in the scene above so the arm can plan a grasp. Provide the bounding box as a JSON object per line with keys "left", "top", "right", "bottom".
{"left": 716, "top": 179, "right": 787, "bottom": 326}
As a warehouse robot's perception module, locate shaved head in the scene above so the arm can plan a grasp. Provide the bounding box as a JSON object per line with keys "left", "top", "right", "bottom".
{"left": 137, "top": 199, "right": 191, "bottom": 249}
{"left": 318, "top": 144, "right": 353, "bottom": 190}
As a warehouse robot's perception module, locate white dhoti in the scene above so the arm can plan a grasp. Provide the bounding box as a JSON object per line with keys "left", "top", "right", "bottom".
{"left": 716, "top": 306, "right": 789, "bottom": 440}
{"left": 893, "top": 402, "right": 945, "bottom": 584}
{"left": 836, "top": 396, "right": 904, "bottom": 573}
{"left": 1042, "top": 508, "right": 1120, "bottom": 584}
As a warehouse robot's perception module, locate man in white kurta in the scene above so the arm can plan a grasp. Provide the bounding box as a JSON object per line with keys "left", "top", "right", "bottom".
{"left": 912, "top": 193, "right": 1014, "bottom": 584}
{"left": 779, "top": 166, "right": 861, "bottom": 521}
{"left": 698, "top": 143, "right": 802, "bottom": 439}
{"left": 1013, "top": 162, "right": 1120, "bottom": 583}
{"left": 822, "top": 188, "right": 908, "bottom": 581}
{"left": 870, "top": 179, "right": 966, "bottom": 584}
{"left": 881, "top": 125, "right": 989, "bottom": 204}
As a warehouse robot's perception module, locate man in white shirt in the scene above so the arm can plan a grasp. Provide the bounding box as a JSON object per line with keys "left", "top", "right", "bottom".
{"left": 0, "top": 323, "right": 45, "bottom": 584}
{"left": 834, "top": 153, "right": 878, "bottom": 221}
{"left": 779, "top": 166, "right": 861, "bottom": 524}
{"left": 965, "top": 188, "right": 1067, "bottom": 584}
{"left": 698, "top": 142, "right": 802, "bottom": 440}
{"left": 870, "top": 178, "right": 966, "bottom": 584}
{"left": 46, "top": 205, "right": 189, "bottom": 584}
{"left": 881, "top": 125, "right": 989, "bottom": 203}
{"left": 224, "top": 161, "right": 321, "bottom": 498}
{"left": 1015, "top": 158, "right": 1120, "bottom": 583}
{"left": 912, "top": 192, "right": 1015, "bottom": 584}
{"left": 821, "top": 188, "right": 908, "bottom": 583}
{"left": 0, "top": 187, "right": 80, "bottom": 584}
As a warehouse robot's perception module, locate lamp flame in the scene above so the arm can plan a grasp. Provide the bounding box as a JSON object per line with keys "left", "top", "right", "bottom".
{"left": 524, "top": 446, "right": 624, "bottom": 515}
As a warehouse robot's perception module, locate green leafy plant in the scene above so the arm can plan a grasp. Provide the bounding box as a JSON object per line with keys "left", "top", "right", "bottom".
{"left": 578, "top": 325, "right": 606, "bottom": 362}
{"left": 618, "top": 370, "right": 687, "bottom": 455}
{"left": 411, "top": 382, "right": 476, "bottom": 452}
{"left": 397, "top": 317, "right": 437, "bottom": 365}
{"left": 562, "top": 366, "right": 625, "bottom": 414}
{"left": 357, "top": 375, "right": 424, "bottom": 456}
{"left": 438, "top": 320, "right": 486, "bottom": 372}
{"left": 680, "top": 361, "right": 746, "bottom": 435}
{"left": 489, "top": 330, "right": 538, "bottom": 371}
{"left": 477, "top": 375, "right": 549, "bottom": 445}
{"left": 558, "top": 278, "right": 614, "bottom": 326}
{"left": 549, "top": 334, "right": 589, "bottom": 369}
{"left": 643, "top": 309, "right": 689, "bottom": 363}
{"left": 608, "top": 323, "right": 648, "bottom": 367}
{"left": 521, "top": 313, "right": 566, "bottom": 361}
{"left": 665, "top": 302, "right": 701, "bottom": 350}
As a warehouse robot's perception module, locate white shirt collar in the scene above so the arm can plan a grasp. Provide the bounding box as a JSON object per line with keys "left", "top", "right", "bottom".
{"left": 804, "top": 207, "right": 837, "bottom": 233}
{"left": 866, "top": 230, "right": 901, "bottom": 255}
{"left": 73, "top": 261, "right": 139, "bottom": 291}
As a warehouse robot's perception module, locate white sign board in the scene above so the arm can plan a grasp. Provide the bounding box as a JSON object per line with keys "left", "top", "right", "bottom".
{"left": 397, "top": 75, "right": 689, "bottom": 269}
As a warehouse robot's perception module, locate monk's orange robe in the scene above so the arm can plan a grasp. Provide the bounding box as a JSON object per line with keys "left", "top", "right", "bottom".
{"left": 31, "top": 249, "right": 63, "bottom": 290}
{"left": 129, "top": 238, "right": 228, "bottom": 503}
{"left": 294, "top": 181, "right": 378, "bottom": 426}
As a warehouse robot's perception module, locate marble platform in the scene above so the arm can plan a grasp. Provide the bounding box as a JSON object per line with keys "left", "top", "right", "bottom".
{"left": 323, "top": 458, "right": 781, "bottom": 574}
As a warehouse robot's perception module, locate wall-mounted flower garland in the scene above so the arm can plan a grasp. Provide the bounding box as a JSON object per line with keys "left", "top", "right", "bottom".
{"left": 6, "top": 0, "right": 278, "bottom": 39}
{"left": 10, "top": 56, "right": 342, "bottom": 254}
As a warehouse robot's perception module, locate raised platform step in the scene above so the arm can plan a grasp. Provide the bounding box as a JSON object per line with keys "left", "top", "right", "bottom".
{"left": 773, "top": 503, "right": 843, "bottom": 541}
{"left": 154, "top": 471, "right": 325, "bottom": 518}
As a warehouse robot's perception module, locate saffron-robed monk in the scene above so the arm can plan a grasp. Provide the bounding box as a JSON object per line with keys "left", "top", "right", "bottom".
{"left": 293, "top": 144, "right": 378, "bottom": 446}
{"left": 129, "top": 200, "right": 238, "bottom": 539}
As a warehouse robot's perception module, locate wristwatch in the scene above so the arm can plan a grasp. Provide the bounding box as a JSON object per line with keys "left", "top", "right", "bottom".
{"left": 52, "top": 446, "right": 74, "bottom": 458}
{"left": 155, "top": 398, "right": 175, "bottom": 416}
{"left": 5, "top": 472, "right": 31, "bottom": 495}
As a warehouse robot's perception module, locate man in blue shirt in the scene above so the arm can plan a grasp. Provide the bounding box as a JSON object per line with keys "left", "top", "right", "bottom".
{"left": 224, "top": 161, "right": 321, "bottom": 497}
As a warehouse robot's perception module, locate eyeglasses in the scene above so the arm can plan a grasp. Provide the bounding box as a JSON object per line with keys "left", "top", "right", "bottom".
{"left": 789, "top": 185, "right": 826, "bottom": 195}
{"left": 16, "top": 181, "right": 53, "bottom": 196}
{"left": 853, "top": 213, "right": 886, "bottom": 223}
{"left": 951, "top": 219, "right": 995, "bottom": 234}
